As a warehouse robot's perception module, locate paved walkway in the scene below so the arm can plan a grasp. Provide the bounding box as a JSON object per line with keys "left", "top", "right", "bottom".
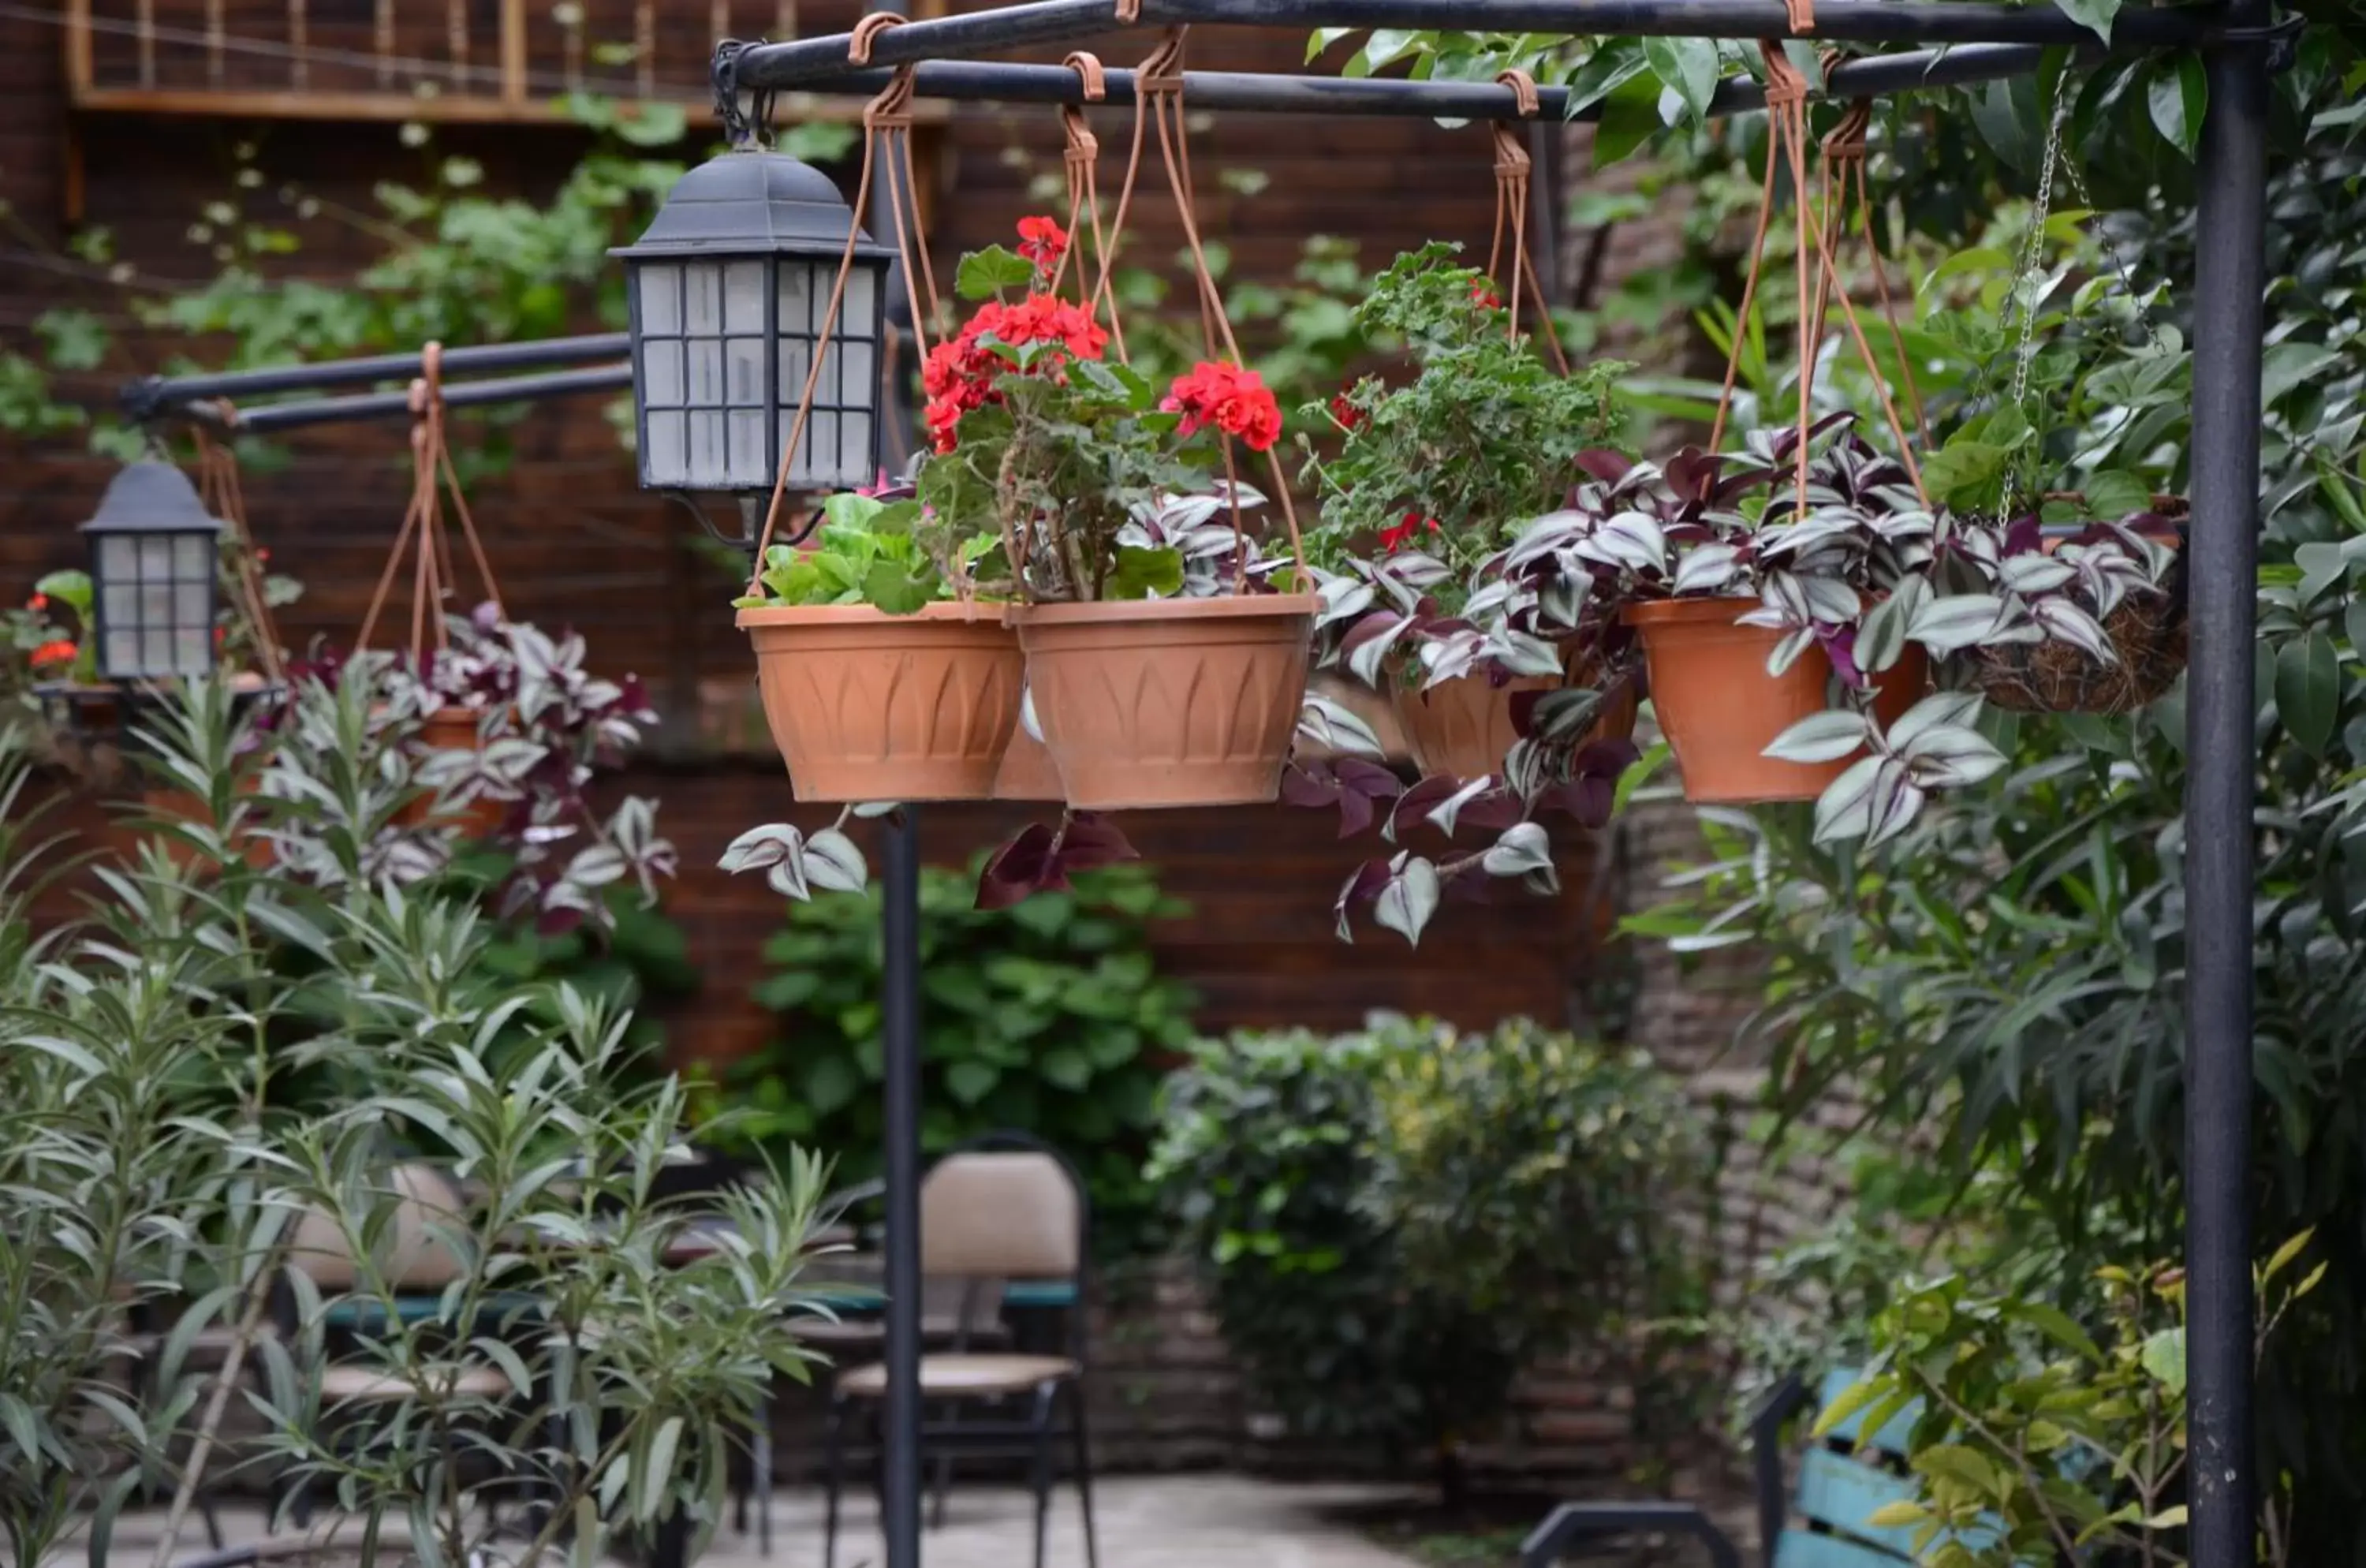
{"left": 104, "top": 1477, "right": 1423, "bottom": 1568}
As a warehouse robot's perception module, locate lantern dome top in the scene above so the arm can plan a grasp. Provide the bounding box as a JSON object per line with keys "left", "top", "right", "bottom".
{"left": 611, "top": 147, "right": 894, "bottom": 261}
{"left": 80, "top": 461, "right": 225, "bottom": 536}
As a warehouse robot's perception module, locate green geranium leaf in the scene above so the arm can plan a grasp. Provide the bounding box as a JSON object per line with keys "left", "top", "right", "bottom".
{"left": 957, "top": 245, "right": 1038, "bottom": 300}
{"left": 1110, "top": 545, "right": 1186, "bottom": 600}
{"left": 863, "top": 560, "right": 937, "bottom": 616}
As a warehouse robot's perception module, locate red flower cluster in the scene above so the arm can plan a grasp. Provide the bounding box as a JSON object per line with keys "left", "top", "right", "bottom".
{"left": 1016, "top": 215, "right": 1069, "bottom": 278}
{"left": 1329, "top": 391, "right": 1364, "bottom": 431}
{"left": 25, "top": 592, "right": 47, "bottom": 611}
{"left": 1378, "top": 513, "right": 1441, "bottom": 553}
{"left": 921, "top": 293, "right": 1111, "bottom": 453}
{"left": 1161, "top": 361, "right": 1283, "bottom": 452}
{"left": 28, "top": 638, "right": 76, "bottom": 670}
{"left": 1470, "top": 281, "right": 1505, "bottom": 310}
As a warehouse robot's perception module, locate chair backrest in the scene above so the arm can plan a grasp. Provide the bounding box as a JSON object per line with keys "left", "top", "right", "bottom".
{"left": 286, "top": 1161, "right": 471, "bottom": 1292}
{"left": 918, "top": 1148, "right": 1081, "bottom": 1282}
{"left": 1760, "top": 1369, "right": 2000, "bottom": 1568}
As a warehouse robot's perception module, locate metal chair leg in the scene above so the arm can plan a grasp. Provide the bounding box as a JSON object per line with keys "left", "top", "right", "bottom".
{"left": 929, "top": 1394, "right": 958, "bottom": 1531}
{"left": 752, "top": 1387, "right": 774, "bottom": 1559}
{"left": 1068, "top": 1379, "right": 1099, "bottom": 1568}
{"left": 1027, "top": 1383, "right": 1058, "bottom": 1568}
{"left": 822, "top": 1390, "right": 849, "bottom": 1568}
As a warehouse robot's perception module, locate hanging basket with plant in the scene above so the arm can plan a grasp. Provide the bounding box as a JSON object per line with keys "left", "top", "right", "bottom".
{"left": 916, "top": 31, "right": 1320, "bottom": 812}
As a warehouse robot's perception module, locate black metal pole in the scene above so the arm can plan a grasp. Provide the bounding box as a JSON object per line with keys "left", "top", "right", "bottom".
{"left": 2185, "top": 9, "right": 2269, "bottom": 1566}
{"left": 729, "top": 0, "right": 2226, "bottom": 86}
{"left": 777, "top": 43, "right": 2056, "bottom": 120}
{"left": 207, "top": 364, "right": 632, "bottom": 435}
{"left": 879, "top": 808, "right": 925, "bottom": 1568}
{"left": 121, "top": 332, "right": 629, "bottom": 423}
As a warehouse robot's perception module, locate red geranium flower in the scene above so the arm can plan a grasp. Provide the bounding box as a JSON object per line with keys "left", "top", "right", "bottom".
{"left": 28, "top": 638, "right": 77, "bottom": 670}
{"left": 26, "top": 593, "right": 47, "bottom": 611}
{"left": 920, "top": 292, "right": 1110, "bottom": 452}
{"left": 1161, "top": 360, "right": 1283, "bottom": 453}
{"left": 1016, "top": 215, "right": 1069, "bottom": 278}
{"left": 1470, "top": 281, "right": 1505, "bottom": 310}
{"left": 1329, "top": 392, "right": 1364, "bottom": 431}
{"left": 1378, "top": 513, "right": 1442, "bottom": 553}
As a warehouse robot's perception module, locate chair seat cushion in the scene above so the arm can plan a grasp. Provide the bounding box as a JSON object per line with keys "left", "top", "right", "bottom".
{"left": 319, "top": 1364, "right": 516, "bottom": 1402}
{"left": 797, "top": 1314, "right": 1001, "bottom": 1349}
{"left": 837, "top": 1353, "right": 1079, "bottom": 1398}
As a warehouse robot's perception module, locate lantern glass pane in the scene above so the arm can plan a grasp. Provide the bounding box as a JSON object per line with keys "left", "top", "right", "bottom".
{"left": 685, "top": 264, "right": 723, "bottom": 335}
{"left": 645, "top": 341, "right": 684, "bottom": 405}
{"left": 646, "top": 412, "right": 686, "bottom": 480}
{"left": 730, "top": 410, "right": 768, "bottom": 481}
{"left": 688, "top": 341, "right": 724, "bottom": 405}
{"left": 99, "top": 534, "right": 135, "bottom": 582}
{"left": 687, "top": 407, "right": 728, "bottom": 489}
{"left": 778, "top": 264, "right": 815, "bottom": 337}
{"left": 174, "top": 627, "right": 208, "bottom": 674}
{"left": 172, "top": 532, "right": 211, "bottom": 578}
{"left": 176, "top": 582, "right": 209, "bottom": 627}
{"left": 138, "top": 533, "right": 172, "bottom": 580}
{"left": 724, "top": 261, "right": 766, "bottom": 334}
{"left": 842, "top": 411, "right": 875, "bottom": 481}
{"left": 638, "top": 262, "right": 683, "bottom": 335}
{"left": 843, "top": 265, "right": 875, "bottom": 327}
{"left": 104, "top": 629, "right": 138, "bottom": 677}
{"left": 142, "top": 627, "right": 171, "bottom": 675}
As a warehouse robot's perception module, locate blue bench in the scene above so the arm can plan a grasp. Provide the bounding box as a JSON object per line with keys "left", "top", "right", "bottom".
{"left": 1523, "top": 1368, "right": 1998, "bottom": 1568}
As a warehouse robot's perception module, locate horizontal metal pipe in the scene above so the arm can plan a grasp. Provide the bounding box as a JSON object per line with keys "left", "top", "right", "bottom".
{"left": 122, "top": 333, "right": 630, "bottom": 422}
{"left": 224, "top": 364, "right": 633, "bottom": 434}
{"left": 733, "top": 0, "right": 2220, "bottom": 85}
{"left": 774, "top": 42, "right": 2050, "bottom": 118}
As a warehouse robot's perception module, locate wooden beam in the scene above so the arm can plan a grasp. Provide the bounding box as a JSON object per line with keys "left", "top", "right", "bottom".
{"left": 499, "top": 0, "right": 526, "bottom": 106}
{"left": 65, "top": 84, "right": 947, "bottom": 129}
{"left": 65, "top": 0, "right": 93, "bottom": 94}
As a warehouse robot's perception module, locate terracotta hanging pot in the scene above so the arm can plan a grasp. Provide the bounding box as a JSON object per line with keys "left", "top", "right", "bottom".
{"left": 1392, "top": 657, "right": 1643, "bottom": 781}
{"left": 737, "top": 601, "right": 1025, "bottom": 803}
{"left": 1625, "top": 598, "right": 1927, "bottom": 805}
{"left": 1017, "top": 593, "right": 1319, "bottom": 810}
{"left": 991, "top": 702, "right": 1068, "bottom": 803}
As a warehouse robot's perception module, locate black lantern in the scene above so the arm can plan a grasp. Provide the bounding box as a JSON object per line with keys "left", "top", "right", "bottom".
{"left": 81, "top": 460, "right": 225, "bottom": 682}
{"left": 613, "top": 147, "right": 894, "bottom": 498}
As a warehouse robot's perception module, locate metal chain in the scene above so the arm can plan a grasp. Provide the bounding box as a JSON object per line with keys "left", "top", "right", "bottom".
{"left": 2004, "top": 87, "right": 2072, "bottom": 410}
{"left": 2051, "top": 121, "right": 2170, "bottom": 357}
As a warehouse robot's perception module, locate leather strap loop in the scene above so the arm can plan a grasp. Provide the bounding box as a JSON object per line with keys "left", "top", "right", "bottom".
{"left": 848, "top": 11, "right": 902, "bottom": 66}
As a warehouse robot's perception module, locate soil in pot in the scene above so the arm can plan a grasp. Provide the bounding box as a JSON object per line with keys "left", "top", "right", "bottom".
{"left": 737, "top": 601, "right": 1025, "bottom": 803}
{"left": 1393, "top": 663, "right": 1642, "bottom": 780}
{"left": 1625, "top": 597, "right": 1926, "bottom": 804}
{"left": 1018, "top": 593, "right": 1318, "bottom": 810}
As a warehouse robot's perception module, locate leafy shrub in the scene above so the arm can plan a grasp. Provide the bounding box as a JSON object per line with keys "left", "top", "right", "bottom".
{"left": 1823, "top": 1235, "right": 2322, "bottom": 1567}
{"left": 0, "top": 681, "right": 821, "bottom": 1568}
{"left": 716, "top": 857, "right": 1194, "bottom": 1252}
{"left": 1151, "top": 1015, "right": 1709, "bottom": 1499}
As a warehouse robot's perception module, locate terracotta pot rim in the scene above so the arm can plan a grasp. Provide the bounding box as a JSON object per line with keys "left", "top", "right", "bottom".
{"left": 734, "top": 599, "right": 1016, "bottom": 630}
{"left": 1621, "top": 595, "right": 1759, "bottom": 628}
{"left": 1017, "top": 592, "right": 1320, "bottom": 626}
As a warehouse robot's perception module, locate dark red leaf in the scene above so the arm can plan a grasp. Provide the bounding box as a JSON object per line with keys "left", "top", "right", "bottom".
{"left": 1572, "top": 734, "right": 1642, "bottom": 780}
{"left": 1457, "top": 788, "right": 1527, "bottom": 832}
{"left": 1663, "top": 447, "right": 1719, "bottom": 503}
{"left": 1281, "top": 761, "right": 1342, "bottom": 808}
{"left": 1339, "top": 609, "right": 1408, "bottom": 655}
{"left": 1052, "top": 812, "right": 1139, "bottom": 875}
{"left": 1575, "top": 449, "right": 1633, "bottom": 485}
{"left": 1817, "top": 623, "right": 1870, "bottom": 690}
{"left": 1335, "top": 858, "right": 1392, "bottom": 910}
{"left": 1333, "top": 757, "right": 1407, "bottom": 799}
{"left": 976, "top": 822, "right": 1062, "bottom": 910}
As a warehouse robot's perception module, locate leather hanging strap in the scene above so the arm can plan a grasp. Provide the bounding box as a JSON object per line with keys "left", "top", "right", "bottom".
{"left": 1808, "top": 90, "right": 1929, "bottom": 448}
{"left": 357, "top": 342, "right": 506, "bottom": 659}
{"left": 1049, "top": 50, "right": 1130, "bottom": 364}
{"left": 191, "top": 405, "right": 285, "bottom": 685}
{"left": 1710, "top": 45, "right": 1924, "bottom": 512}
{"left": 1483, "top": 69, "right": 1572, "bottom": 377}
{"left": 1108, "top": 28, "right": 1308, "bottom": 590}
{"left": 746, "top": 47, "right": 945, "bottom": 587}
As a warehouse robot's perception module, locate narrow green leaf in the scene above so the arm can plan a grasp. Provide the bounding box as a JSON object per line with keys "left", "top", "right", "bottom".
{"left": 2275, "top": 631, "right": 2339, "bottom": 756}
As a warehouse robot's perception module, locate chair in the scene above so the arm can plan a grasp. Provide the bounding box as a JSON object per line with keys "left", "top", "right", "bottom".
{"left": 1520, "top": 1368, "right": 1998, "bottom": 1567}
{"left": 278, "top": 1162, "right": 521, "bottom": 1525}
{"left": 820, "top": 1133, "right": 1098, "bottom": 1568}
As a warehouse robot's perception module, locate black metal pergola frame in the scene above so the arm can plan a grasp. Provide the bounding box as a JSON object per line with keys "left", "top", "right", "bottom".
{"left": 120, "top": 2, "right": 2271, "bottom": 1563}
